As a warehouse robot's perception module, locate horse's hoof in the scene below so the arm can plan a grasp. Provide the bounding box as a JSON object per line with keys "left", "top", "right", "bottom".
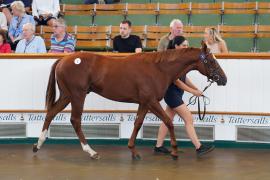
{"left": 91, "top": 153, "right": 100, "bottom": 160}
{"left": 171, "top": 154, "right": 178, "bottom": 160}
{"left": 33, "top": 144, "right": 39, "bottom": 153}
{"left": 132, "top": 154, "right": 141, "bottom": 160}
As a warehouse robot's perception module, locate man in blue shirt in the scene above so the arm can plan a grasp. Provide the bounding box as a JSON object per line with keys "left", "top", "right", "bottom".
{"left": 15, "top": 23, "right": 46, "bottom": 53}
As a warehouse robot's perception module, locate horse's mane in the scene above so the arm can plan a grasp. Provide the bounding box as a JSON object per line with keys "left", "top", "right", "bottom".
{"left": 154, "top": 47, "right": 199, "bottom": 63}
{"left": 155, "top": 48, "right": 186, "bottom": 63}
{"left": 123, "top": 47, "right": 199, "bottom": 64}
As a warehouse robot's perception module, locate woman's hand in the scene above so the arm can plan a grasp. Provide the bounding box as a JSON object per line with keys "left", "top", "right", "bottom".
{"left": 192, "top": 89, "right": 203, "bottom": 97}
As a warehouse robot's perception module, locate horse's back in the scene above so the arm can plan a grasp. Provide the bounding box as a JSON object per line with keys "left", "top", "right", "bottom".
{"left": 55, "top": 51, "right": 167, "bottom": 103}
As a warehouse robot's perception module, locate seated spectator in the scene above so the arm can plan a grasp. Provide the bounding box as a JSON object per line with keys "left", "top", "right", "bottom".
{"left": 0, "top": 12, "right": 8, "bottom": 31}
{"left": 8, "top": 1, "right": 35, "bottom": 50}
{"left": 1, "top": 0, "right": 32, "bottom": 24}
{"left": 158, "top": 19, "right": 184, "bottom": 52}
{"left": 0, "top": 29, "right": 11, "bottom": 53}
{"left": 32, "top": 0, "right": 60, "bottom": 27}
{"left": 204, "top": 27, "right": 228, "bottom": 53}
{"left": 15, "top": 23, "right": 46, "bottom": 53}
{"left": 49, "top": 18, "right": 75, "bottom": 53}
{"left": 113, "top": 20, "right": 142, "bottom": 53}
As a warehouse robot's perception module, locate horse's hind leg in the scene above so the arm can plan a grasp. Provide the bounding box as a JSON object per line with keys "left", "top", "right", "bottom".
{"left": 70, "top": 93, "right": 99, "bottom": 159}
{"left": 128, "top": 104, "right": 148, "bottom": 160}
{"left": 148, "top": 101, "right": 178, "bottom": 160}
{"left": 33, "top": 96, "right": 70, "bottom": 152}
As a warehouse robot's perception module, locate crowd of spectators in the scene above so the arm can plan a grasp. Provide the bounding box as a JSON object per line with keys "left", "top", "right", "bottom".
{"left": 0, "top": 0, "right": 75, "bottom": 53}
{"left": 0, "top": 0, "right": 227, "bottom": 54}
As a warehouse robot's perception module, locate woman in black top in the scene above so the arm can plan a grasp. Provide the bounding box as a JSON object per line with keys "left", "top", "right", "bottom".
{"left": 154, "top": 36, "right": 215, "bottom": 157}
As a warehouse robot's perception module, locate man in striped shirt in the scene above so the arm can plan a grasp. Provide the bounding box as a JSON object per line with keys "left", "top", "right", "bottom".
{"left": 49, "top": 18, "right": 75, "bottom": 53}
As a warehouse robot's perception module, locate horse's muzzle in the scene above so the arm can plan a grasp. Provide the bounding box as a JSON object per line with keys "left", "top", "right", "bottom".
{"left": 217, "top": 76, "right": 227, "bottom": 86}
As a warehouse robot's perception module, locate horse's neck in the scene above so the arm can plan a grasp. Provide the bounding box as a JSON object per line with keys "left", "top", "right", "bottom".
{"left": 157, "top": 49, "right": 198, "bottom": 80}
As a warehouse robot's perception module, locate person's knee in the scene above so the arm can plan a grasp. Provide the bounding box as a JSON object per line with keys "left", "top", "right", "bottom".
{"left": 184, "top": 118, "right": 194, "bottom": 126}
{"left": 179, "top": 111, "right": 193, "bottom": 125}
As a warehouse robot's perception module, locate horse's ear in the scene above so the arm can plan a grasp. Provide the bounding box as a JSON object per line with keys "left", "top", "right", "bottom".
{"left": 201, "top": 40, "right": 208, "bottom": 53}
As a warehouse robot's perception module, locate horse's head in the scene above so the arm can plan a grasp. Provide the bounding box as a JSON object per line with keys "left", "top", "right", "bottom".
{"left": 195, "top": 41, "right": 227, "bottom": 86}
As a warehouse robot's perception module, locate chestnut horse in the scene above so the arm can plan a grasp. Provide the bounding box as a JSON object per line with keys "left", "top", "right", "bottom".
{"left": 33, "top": 42, "right": 227, "bottom": 160}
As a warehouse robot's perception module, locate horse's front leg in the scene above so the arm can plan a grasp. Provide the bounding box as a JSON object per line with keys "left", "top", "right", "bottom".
{"left": 149, "top": 101, "right": 178, "bottom": 160}
{"left": 128, "top": 104, "right": 148, "bottom": 160}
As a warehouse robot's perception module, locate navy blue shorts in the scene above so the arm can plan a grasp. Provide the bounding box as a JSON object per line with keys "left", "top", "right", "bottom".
{"left": 164, "top": 87, "right": 184, "bottom": 109}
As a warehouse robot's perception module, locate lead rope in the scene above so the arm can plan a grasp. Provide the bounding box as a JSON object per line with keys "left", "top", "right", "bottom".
{"left": 187, "top": 81, "right": 213, "bottom": 120}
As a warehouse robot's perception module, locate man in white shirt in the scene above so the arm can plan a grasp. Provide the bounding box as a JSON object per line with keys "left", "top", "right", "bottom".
{"left": 32, "top": 0, "right": 60, "bottom": 26}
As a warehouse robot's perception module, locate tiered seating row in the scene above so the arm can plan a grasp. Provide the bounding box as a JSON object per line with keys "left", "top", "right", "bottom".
{"left": 36, "top": 24, "right": 270, "bottom": 52}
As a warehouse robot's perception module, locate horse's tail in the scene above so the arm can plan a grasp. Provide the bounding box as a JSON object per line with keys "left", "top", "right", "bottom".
{"left": 45, "top": 59, "right": 60, "bottom": 110}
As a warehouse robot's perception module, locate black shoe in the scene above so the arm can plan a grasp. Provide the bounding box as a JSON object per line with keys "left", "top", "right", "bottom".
{"left": 196, "top": 144, "right": 215, "bottom": 157}
{"left": 154, "top": 146, "right": 171, "bottom": 154}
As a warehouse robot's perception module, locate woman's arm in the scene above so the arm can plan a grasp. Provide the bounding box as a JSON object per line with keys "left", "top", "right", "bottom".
{"left": 185, "top": 77, "right": 198, "bottom": 90}
{"left": 219, "top": 40, "right": 228, "bottom": 53}
{"left": 174, "top": 79, "right": 202, "bottom": 96}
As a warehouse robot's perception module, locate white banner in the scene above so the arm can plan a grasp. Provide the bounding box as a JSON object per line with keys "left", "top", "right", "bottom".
{"left": 1, "top": 112, "right": 269, "bottom": 125}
